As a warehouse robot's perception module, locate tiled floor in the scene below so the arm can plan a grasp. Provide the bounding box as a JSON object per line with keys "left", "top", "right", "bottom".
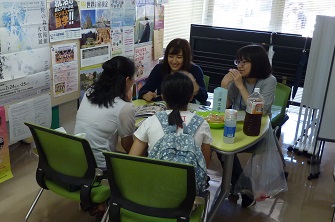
{"left": 1, "top": 106, "right": 335, "bottom": 222}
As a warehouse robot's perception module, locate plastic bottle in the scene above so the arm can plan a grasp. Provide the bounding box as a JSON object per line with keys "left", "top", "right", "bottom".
{"left": 223, "top": 109, "right": 237, "bottom": 144}
{"left": 243, "top": 88, "right": 264, "bottom": 136}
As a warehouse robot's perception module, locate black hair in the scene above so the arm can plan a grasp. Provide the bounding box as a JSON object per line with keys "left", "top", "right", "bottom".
{"left": 162, "top": 38, "right": 192, "bottom": 78}
{"left": 161, "top": 72, "right": 194, "bottom": 127}
{"left": 236, "top": 44, "right": 272, "bottom": 79}
{"left": 86, "top": 56, "right": 135, "bottom": 108}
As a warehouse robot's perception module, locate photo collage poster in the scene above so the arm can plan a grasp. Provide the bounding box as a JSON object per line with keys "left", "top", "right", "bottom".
{"left": 51, "top": 43, "right": 79, "bottom": 97}
{"left": 80, "top": 0, "right": 111, "bottom": 67}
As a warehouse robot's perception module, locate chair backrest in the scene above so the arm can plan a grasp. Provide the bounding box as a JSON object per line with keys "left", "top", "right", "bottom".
{"left": 24, "top": 122, "right": 97, "bottom": 192}
{"left": 203, "top": 75, "right": 210, "bottom": 91}
{"left": 103, "top": 152, "right": 197, "bottom": 221}
{"left": 273, "top": 83, "right": 291, "bottom": 119}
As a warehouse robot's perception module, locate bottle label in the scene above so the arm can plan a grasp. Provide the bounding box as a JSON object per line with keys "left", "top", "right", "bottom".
{"left": 246, "top": 101, "right": 263, "bottom": 114}
{"left": 224, "top": 126, "right": 236, "bottom": 138}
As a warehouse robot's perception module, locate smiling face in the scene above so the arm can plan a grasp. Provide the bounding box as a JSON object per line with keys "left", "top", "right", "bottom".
{"left": 168, "top": 49, "right": 183, "bottom": 72}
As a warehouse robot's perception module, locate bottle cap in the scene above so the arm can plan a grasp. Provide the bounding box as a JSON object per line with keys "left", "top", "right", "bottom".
{"left": 254, "top": 88, "right": 260, "bottom": 93}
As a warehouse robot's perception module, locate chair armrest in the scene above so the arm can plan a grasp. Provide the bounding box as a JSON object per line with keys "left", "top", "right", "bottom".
{"left": 101, "top": 179, "right": 109, "bottom": 187}
{"left": 194, "top": 196, "right": 205, "bottom": 205}
{"left": 194, "top": 190, "right": 210, "bottom": 205}
{"left": 95, "top": 168, "right": 104, "bottom": 177}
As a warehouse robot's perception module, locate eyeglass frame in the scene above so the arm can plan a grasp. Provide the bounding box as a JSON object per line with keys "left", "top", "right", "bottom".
{"left": 234, "top": 59, "right": 251, "bottom": 66}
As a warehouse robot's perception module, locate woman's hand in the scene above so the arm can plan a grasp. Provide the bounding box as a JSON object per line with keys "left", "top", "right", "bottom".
{"left": 228, "top": 69, "right": 244, "bottom": 89}
{"left": 221, "top": 69, "right": 245, "bottom": 90}
{"left": 142, "top": 91, "right": 157, "bottom": 102}
{"left": 221, "top": 71, "right": 234, "bottom": 89}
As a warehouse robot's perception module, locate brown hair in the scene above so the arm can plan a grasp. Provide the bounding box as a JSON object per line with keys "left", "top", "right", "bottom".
{"left": 162, "top": 38, "right": 192, "bottom": 77}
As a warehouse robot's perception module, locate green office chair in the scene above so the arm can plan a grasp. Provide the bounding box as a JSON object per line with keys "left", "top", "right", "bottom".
{"left": 24, "top": 122, "right": 110, "bottom": 221}
{"left": 271, "top": 83, "right": 291, "bottom": 138}
{"left": 102, "top": 152, "right": 209, "bottom": 222}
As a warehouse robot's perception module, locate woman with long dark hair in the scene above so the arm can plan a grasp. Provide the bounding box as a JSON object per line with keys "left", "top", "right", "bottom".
{"left": 74, "top": 56, "right": 136, "bottom": 168}
{"left": 139, "top": 38, "right": 208, "bottom": 104}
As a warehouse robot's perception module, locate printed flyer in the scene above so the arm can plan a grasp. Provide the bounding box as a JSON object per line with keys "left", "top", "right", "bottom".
{"left": 49, "top": 0, "right": 81, "bottom": 42}
{"left": 134, "top": 43, "right": 153, "bottom": 80}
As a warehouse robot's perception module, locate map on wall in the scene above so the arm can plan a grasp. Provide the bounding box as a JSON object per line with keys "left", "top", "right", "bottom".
{"left": 0, "top": 0, "right": 48, "bottom": 27}
{"left": 0, "top": 24, "right": 49, "bottom": 54}
{"left": 0, "top": 47, "right": 51, "bottom": 82}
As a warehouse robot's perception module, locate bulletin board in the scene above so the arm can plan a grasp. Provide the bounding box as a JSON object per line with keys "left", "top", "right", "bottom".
{"left": 0, "top": 0, "right": 165, "bottom": 131}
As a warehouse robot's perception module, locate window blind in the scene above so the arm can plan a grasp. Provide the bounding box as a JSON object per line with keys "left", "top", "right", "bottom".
{"left": 208, "top": 0, "right": 335, "bottom": 37}
{"left": 163, "top": 0, "right": 205, "bottom": 47}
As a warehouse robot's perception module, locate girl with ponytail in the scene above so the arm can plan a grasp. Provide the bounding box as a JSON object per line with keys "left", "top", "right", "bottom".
{"left": 130, "top": 72, "right": 212, "bottom": 167}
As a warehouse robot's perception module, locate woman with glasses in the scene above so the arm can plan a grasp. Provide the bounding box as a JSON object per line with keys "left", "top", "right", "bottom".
{"left": 219, "top": 44, "right": 277, "bottom": 208}
{"left": 221, "top": 44, "right": 277, "bottom": 114}
{"left": 139, "top": 38, "right": 208, "bottom": 104}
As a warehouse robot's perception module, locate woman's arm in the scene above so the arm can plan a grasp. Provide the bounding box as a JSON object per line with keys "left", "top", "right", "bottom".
{"left": 121, "top": 135, "right": 134, "bottom": 153}
{"left": 138, "top": 64, "right": 162, "bottom": 101}
{"left": 118, "top": 103, "right": 135, "bottom": 153}
{"left": 201, "top": 143, "right": 211, "bottom": 168}
{"left": 229, "top": 69, "right": 249, "bottom": 105}
{"left": 190, "top": 64, "right": 208, "bottom": 104}
{"left": 260, "top": 75, "right": 277, "bottom": 113}
{"left": 129, "top": 137, "right": 148, "bottom": 156}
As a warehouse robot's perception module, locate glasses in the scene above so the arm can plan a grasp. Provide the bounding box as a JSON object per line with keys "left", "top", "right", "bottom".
{"left": 234, "top": 60, "right": 251, "bottom": 66}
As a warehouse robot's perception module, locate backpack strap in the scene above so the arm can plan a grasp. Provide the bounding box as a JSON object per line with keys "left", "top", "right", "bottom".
{"left": 183, "top": 115, "right": 204, "bottom": 137}
{"left": 155, "top": 111, "right": 177, "bottom": 134}
{"left": 156, "top": 111, "right": 203, "bottom": 136}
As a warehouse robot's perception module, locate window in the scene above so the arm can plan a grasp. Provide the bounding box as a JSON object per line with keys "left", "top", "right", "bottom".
{"left": 163, "top": 0, "right": 206, "bottom": 47}
{"left": 210, "top": 0, "right": 335, "bottom": 37}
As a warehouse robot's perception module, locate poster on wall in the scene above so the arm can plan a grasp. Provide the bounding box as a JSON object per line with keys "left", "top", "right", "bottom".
{"left": 51, "top": 43, "right": 79, "bottom": 97}
{"left": 0, "top": 70, "right": 51, "bottom": 106}
{"left": 134, "top": 43, "right": 153, "bottom": 81}
{"left": 123, "top": 26, "right": 135, "bottom": 57}
{"left": 79, "top": 64, "right": 103, "bottom": 101}
{"left": 81, "top": 44, "right": 110, "bottom": 67}
{"left": 124, "top": 0, "right": 136, "bottom": 26}
{"left": 154, "top": 3, "right": 164, "bottom": 30}
{"left": 111, "top": 27, "right": 124, "bottom": 56}
{"left": 49, "top": 0, "right": 81, "bottom": 42}
{"left": 156, "top": 0, "right": 169, "bottom": 4}
{"left": 145, "top": 0, "right": 155, "bottom": 21}
{"left": 0, "top": 47, "right": 51, "bottom": 82}
{"left": 0, "top": 106, "right": 13, "bottom": 183}
{"left": 0, "top": 24, "right": 49, "bottom": 54}
{"left": 8, "top": 94, "right": 52, "bottom": 144}
{"left": 153, "top": 29, "right": 164, "bottom": 60}
{"left": 80, "top": 0, "right": 111, "bottom": 49}
{"left": 0, "top": 0, "right": 48, "bottom": 27}
{"left": 111, "top": 0, "right": 125, "bottom": 28}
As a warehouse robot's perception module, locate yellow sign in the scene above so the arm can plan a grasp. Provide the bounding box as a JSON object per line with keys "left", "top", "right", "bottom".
{"left": 0, "top": 106, "right": 13, "bottom": 183}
